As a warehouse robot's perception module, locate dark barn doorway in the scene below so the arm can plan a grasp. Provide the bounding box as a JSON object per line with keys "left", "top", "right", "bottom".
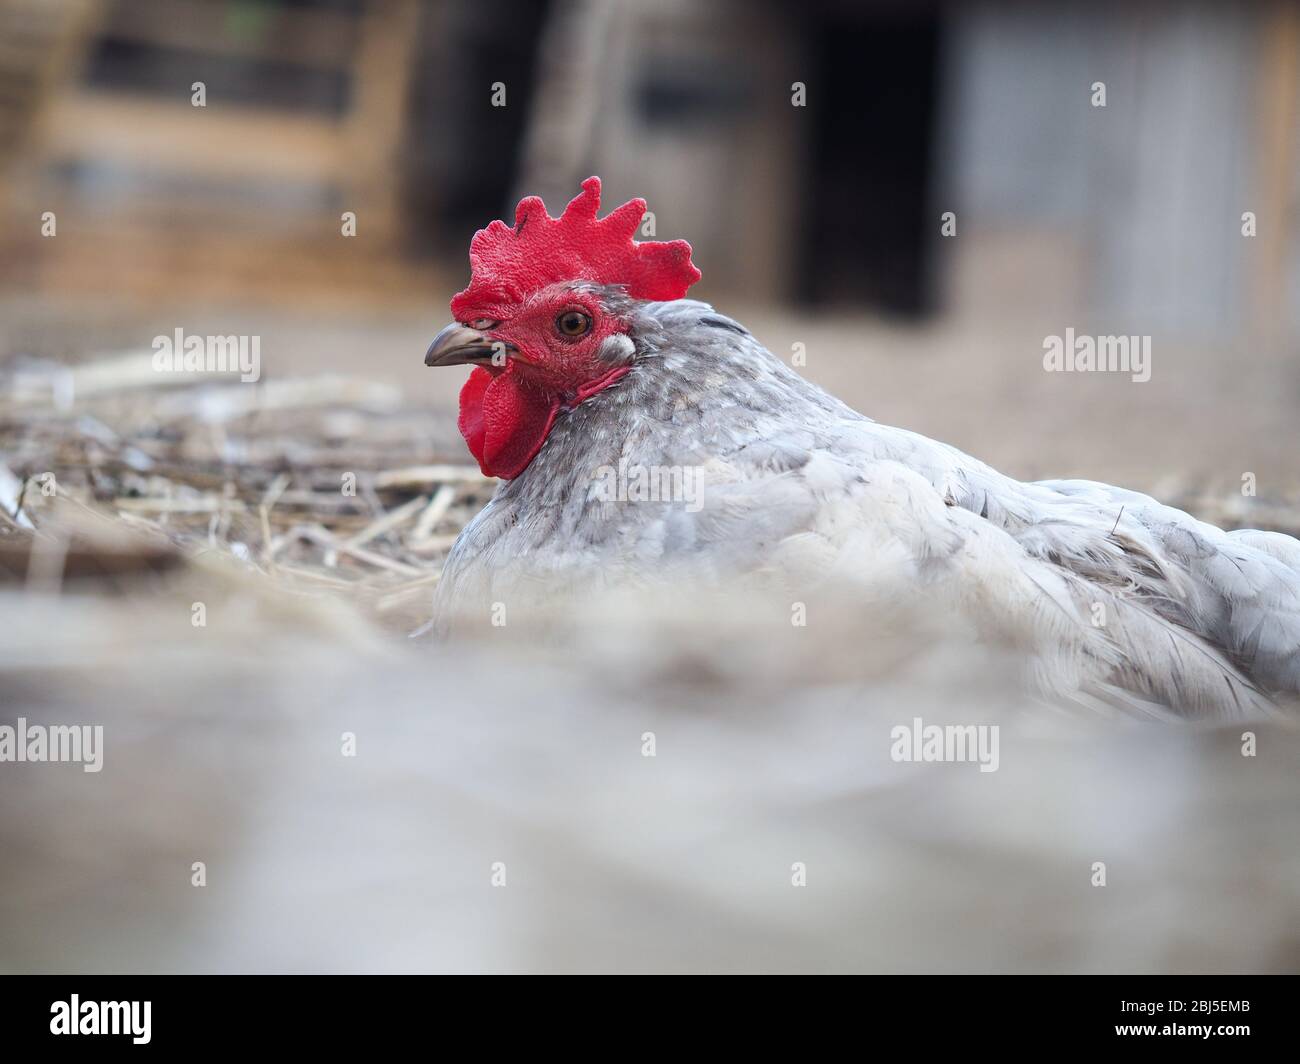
{"left": 797, "top": 8, "right": 941, "bottom": 317}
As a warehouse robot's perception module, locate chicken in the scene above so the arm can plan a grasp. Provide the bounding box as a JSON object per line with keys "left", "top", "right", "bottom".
{"left": 424, "top": 177, "right": 1300, "bottom": 718}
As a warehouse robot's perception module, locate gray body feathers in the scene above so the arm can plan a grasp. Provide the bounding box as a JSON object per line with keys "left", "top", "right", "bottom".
{"left": 435, "top": 299, "right": 1300, "bottom": 718}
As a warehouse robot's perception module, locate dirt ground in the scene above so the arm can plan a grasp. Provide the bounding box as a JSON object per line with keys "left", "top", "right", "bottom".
{"left": 3, "top": 288, "right": 1296, "bottom": 512}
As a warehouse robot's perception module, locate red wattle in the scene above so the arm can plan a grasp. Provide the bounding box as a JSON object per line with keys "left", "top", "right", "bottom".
{"left": 456, "top": 366, "right": 491, "bottom": 468}
{"left": 456, "top": 363, "right": 632, "bottom": 480}
{"left": 457, "top": 365, "right": 559, "bottom": 480}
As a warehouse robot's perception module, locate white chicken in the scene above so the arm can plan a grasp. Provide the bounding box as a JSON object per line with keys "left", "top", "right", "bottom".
{"left": 423, "top": 178, "right": 1300, "bottom": 718}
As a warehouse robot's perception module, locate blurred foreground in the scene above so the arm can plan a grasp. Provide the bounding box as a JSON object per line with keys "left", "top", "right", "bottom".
{"left": 2, "top": 563, "right": 1299, "bottom": 972}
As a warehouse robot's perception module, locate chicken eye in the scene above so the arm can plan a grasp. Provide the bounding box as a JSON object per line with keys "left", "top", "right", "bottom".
{"left": 470, "top": 318, "right": 499, "bottom": 330}
{"left": 556, "top": 310, "right": 592, "bottom": 337}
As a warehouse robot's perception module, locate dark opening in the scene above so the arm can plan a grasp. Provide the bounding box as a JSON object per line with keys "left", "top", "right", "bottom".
{"left": 797, "top": 11, "right": 941, "bottom": 317}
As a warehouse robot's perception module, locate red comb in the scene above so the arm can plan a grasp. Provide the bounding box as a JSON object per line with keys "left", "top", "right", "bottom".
{"left": 450, "top": 176, "right": 701, "bottom": 319}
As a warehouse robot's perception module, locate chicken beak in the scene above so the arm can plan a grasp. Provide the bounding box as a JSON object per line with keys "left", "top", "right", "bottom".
{"left": 424, "top": 323, "right": 512, "bottom": 368}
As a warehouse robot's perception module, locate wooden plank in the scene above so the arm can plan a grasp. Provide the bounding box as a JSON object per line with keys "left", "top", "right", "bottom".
{"left": 42, "top": 92, "right": 345, "bottom": 181}
{"left": 1253, "top": 1, "right": 1299, "bottom": 343}
{"left": 340, "top": 0, "right": 422, "bottom": 242}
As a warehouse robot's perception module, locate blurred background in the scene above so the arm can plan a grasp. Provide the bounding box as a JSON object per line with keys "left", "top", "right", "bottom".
{"left": 0, "top": 0, "right": 1297, "bottom": 487}
{"left": 2, "top": 0, "right": 1300, "bottom": 975}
